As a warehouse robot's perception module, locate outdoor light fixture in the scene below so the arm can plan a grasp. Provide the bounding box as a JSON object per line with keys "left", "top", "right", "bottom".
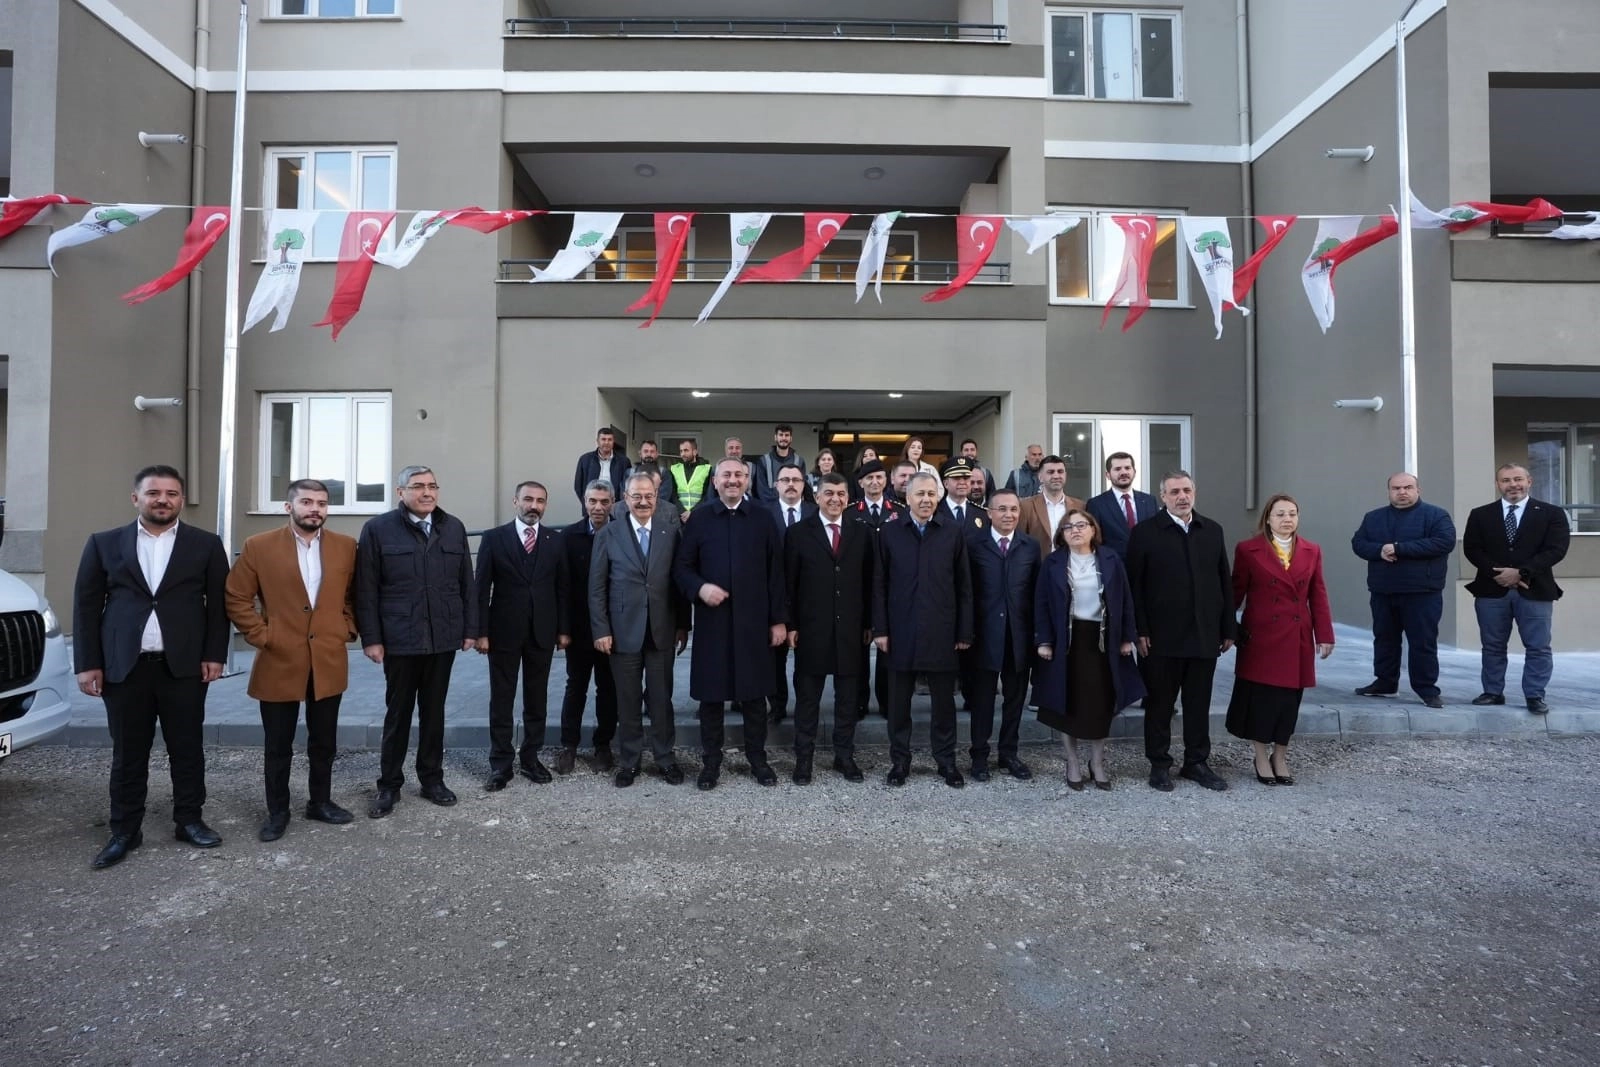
{"left": 1333, "top": 396, "right": 1384, "bottom": 411}
{"left": 138, "top": 132, "right": 189, "bottom": 147}
{"left": 691, "top": 390, "right": 711, "bottom": 398}
{"left": 1325, "top": 146, "right": 1375, "bottom": 162}
{"left": 134, "top": 395, "right": 183, "bottom": 411}
{"left": 634, "top": 163, "right": 657, "bottom": 178}
{"left": 887, "top": 392, "right": 904, "bottom": 398}
{"left": 863, "top": 166, "right": 886, "bottom": 180}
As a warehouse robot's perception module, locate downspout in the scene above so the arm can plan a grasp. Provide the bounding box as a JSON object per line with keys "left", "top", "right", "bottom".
{"left": 1236, "top": 0, "right": 1257, "bottom": 511}
{"left": 185, "top": 0, "right": 211, "bottom": 499}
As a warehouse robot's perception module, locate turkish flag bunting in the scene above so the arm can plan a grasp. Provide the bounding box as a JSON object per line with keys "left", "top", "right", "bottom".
{"left": 923, "top": 215, "right": 1005, "bottom": 303}
{"left": 1231, "top": 215, "right": 1297, "bottom": 307}
{"left": 1100, "top": 215, "right": 1159, "bottom": 332}
{"left": 447, "top": 207, "right": 546, "bottom": 233}
{"left": 626, "top": 212, "right": 695, "bottom": 328}
{"left": 1453, "top": 198, "right": 1563, "bottom": 231}
{"left": 1317, "top": 215, "right": 1399, "bottom": 269}
{"left": 740, "top": 212, "right": 851, "bottom": 283}
{"left": 313, "top": 210, "right": 397, "bottom": 341}
{"left": 121, "top": 207, "right": 230, "bottom": 305}
{"left": 0, "top": 193, "right": 90, "bottom": 241}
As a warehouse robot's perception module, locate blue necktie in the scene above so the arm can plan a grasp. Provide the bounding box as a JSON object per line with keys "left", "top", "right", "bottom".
{"left": 1504, "top": 504, "right": 1518, "bottom": 544}
{"left": 419, "top": 519, "right": 431, "bottom": 539}
{"left": 638, "top": 526, "right": 650, "bottom": 558}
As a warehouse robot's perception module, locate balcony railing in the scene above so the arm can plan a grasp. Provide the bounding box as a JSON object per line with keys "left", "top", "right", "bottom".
{"left": 505, "top": 17, "right": 1008, "bottom": 42}
{"left": 497, "top": 258, "right": 1012, "bottom": 284}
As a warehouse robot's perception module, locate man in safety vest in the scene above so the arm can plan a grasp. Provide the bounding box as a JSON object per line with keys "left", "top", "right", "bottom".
{"left": 669, "top": 438, "right": 711, "bottom": 520}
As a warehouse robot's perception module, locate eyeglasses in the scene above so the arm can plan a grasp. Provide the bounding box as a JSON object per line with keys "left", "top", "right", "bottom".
{"left": 1062, "top": 522, "right": 1093, "bottom": 531}
{"left": 404, "top": 483, "right": 440, "bottom": 492}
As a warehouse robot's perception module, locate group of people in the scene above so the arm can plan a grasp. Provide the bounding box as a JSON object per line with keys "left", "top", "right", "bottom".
{"left": 72, "top": 440, "right": 1568, "bottom": 871}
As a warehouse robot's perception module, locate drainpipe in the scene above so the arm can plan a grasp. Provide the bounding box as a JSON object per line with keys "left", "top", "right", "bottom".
{"left": 185, "top": 0, "right": 211, "bottom": 500}
{"left": 1236, "top": 0, "right": 1257, "bottom": 511}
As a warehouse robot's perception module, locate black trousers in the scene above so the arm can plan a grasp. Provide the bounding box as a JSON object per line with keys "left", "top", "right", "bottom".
{"left": 103, "top": 656, "right": 208, "bottom": 835}
{"left": 378, "top": 651, "right": 456, "bottom": 791}
{"left": 769, "top": 644, "right": 791, "bottom": 714}
{"left": 260, "top": 672, "right": 341, "bottom": 812}
{"left": 610, "top": 649, "right": 677, "bottom": 771}
{"left": 700, "top": 699, "right": 769, "bottom": 767}
{"left": 487, "top": 639, "right": 554, "bottom": 775}
{"left": 792, "top": 671, "right": 859, "bottom": 761}
{"left": 1370, "top": 591, "right": 1442, "bottom": 699}
{"left": 855, "top": 644, "right": 890, "bottom": 716}
{"left": 888, "top": 669, "right": 957, "bottom": 768}
{"left": 1143, "top": 654, "right": 1217, "bottom": 770}
{"left": 560, "top": 643, "right": 618, "bottom": 750}
{"left": 971, "top": 664, "right": 1026, "bottom": 762}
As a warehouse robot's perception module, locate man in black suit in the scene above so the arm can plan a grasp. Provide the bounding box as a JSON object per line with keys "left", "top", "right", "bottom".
{"left": 966, "top": 489, "right": 1039, "bottom": 782}
{"left": 74, "top": 465, "right": 230, "bottom": 869}
{"left": 1462, "top": 463, "right": 1570, "bottom": 714}
{"left": 1126, "top": 471, "right": 1235, "bottom": 793}
{"left": 1086, "top": 451, "right": 1160, "bottom": 561}
{"left": 473, "top": 480, "right": 569, "bottom": 790}
{"left": 763, "top": 464, "right": 816, "bottom": 724}
{"left": 784, "top": 472, "right": 874, "bottom": 784}
{"left": 873, "top": 471, "right": 974, "bottom": 788}
{"left": 939, "top": 457, "right": 988, "bottom": 709}
{"left": 850, "top": 460, "right": 900, "bottom": 719}
{"left": 557, "top": 480, "right": 619, "bottom": 774}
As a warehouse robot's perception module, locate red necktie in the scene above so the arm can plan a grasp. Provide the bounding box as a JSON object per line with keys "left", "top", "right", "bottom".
{"left": 523, "top": 526, "right": 537, "bottom": 553}
{"left": 829, "top": 523, "right": 841, "bottom": 555}
{"left": 1122, "top": 493, "right": 1137, "bottom": 529}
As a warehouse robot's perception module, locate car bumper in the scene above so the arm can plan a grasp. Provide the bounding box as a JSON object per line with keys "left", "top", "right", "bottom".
{"left": 0, "top": 635, "right": 74, "bottom": 758}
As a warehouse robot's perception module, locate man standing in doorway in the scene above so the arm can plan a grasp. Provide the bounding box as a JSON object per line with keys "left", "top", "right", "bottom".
{"left": 754, "top": 423, "right": 807, "bottom": 502}
{"left": 558, "top": 481, "right": 618, "bottom": 773}
{"left": 1087, "top": 452, "right": 1159, "bottom": 561}
{"left": 1018, "top": 454, "right": 1083, "bottom": 554}
{"left": 669, "top": 438, "right": 711, "bottom": 516}
{"left": 958, "top": 438, "right": 1000, "bottom": 502}
{"left": 628, "top": 440, "right": 678, "bottom": 507}
{"left": 1005, "top": 443, "right": 1046, "bottom": 499}
{"left": 573, "top": 426, "right": 629, "bottom": 504}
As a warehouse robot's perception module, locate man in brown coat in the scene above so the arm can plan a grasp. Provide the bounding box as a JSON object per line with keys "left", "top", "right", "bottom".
{"left": 1016, "top": 453, "right": 1084, "bottom": 556}
{"left": 225, "top": 479, "right": 360, "bottom": 841}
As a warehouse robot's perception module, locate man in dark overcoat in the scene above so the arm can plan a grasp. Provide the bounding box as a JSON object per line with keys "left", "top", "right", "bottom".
{"left": 965, "top": 489, "right": 1038, "bottom": 782}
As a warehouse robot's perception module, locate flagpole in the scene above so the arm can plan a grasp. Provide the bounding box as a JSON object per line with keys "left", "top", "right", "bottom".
{"left": 1395, "top": 0, "right": 1421, "bottom": 478}
{"left": 215, "top": 0, "right": 248, "bottom": 557}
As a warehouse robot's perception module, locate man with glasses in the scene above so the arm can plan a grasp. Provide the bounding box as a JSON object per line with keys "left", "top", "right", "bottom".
{"left": 763, "top": 465, "right": 817, "bottom": 724}
{"left": 356, "top": 466, "right": 477, "bottom": 819}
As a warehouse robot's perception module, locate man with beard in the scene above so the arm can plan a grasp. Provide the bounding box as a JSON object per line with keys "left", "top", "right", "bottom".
{"left": 958, "top": 438, "right": 1000, "bottom": 502}
{"left": 1087, "top": 452, "right": 1160, "bottom": 561}
{"left": 627, "top": 440, "right": 678, "bottom": 507}
{"left": 1018, "top": 454, "right": 1084, "bottom": 556}
{"left": 753, "top": 423, "right": 807, "bottom": 502}
{"left": 557, "top": 480, "right": 619, "bottom": 774}
{"left": 1005, "top": 443, "right": 1046, "bottom": 499}
{"left": 668, "top": 438, "right": 711, "bottom": 515}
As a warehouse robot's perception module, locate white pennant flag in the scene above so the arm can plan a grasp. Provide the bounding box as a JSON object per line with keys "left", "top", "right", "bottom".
{"left": 244, "top": 209, "right": 318, "bottom": 333}
{"left": 854, "top": 211, "right": 903, "bottom": 303}
{"left": 372, "top": 209, "right": 458, "bottom": 269}
{"left": 532, "top": 212, "right": 625, "bottom": 281}
{"left": 696, "top": 212, "right": 771, "bottom": 323}
{"left": 1547, "top": 212, "right": 1600, "bottom": 240}
{"left": 1408, "top": 191, "right": 1485, "bottom": 230}
{"left": 1005, "top": 214, "right": 1082, "bottom": 254}
{"left": 1300, "top": 215, "right": 1364, "bottom": 333}
{"left": 1179, "top": 216, "right": 1245, "bottom": 340}
{"left": 46, "top": 203, "right": 162, "bottom": 274}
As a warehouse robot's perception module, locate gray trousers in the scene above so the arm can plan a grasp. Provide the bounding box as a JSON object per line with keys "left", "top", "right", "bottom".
{"left": 610, "top": 648, "right": 678, "bottom": 771}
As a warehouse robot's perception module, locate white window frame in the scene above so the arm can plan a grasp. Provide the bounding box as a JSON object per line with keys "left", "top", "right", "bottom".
{"left": 1047, "top": 207, "right": 1189, "bottom": 307}
{"left": 261, "top": 145, "right": 398, "bottom": 261}
{"left": 1051, "top": 414, "right": 1193, "bottom": 497}
{"left": 587, "top": 226, "right": 699, "bottom": 281}
{"left": 271, "top": 0, "right": 401, "bottom": 17}
{"left": 1528, "top": 420, "right": 1600, "bottom": 534}
{"left": 808, "top": 228, "right": 920, "bottom": 282}
{"left": 1045, "top": 7, "right": 1183, "bottom": 102}
{"left": 258, "top": 391, "right": 392, "bottom": 514}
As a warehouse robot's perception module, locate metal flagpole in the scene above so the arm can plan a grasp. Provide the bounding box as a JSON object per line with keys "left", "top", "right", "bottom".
{"left": 1395, "top": 0, "right": 1421, "bottom": 478}
{"left": 215, "top": 1, "right": 249, "bottom": 556}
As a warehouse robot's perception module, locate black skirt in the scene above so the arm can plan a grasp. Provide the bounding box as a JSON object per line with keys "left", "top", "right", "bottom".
{"left": 1037, "top": 619, "right": 1116, "bottom": 740}
{"left": 1224, "top": 679, "right": 1305, "bottom": 745}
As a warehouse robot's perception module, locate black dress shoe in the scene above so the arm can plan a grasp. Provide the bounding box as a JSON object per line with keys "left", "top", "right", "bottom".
{"left": 484, "top": 772, "right": 511, "bottom": 792}
{"left": 593, "top": 747, "right": 615, "bottom": 772}
{"left": 697, "top": 765, "right": 720, "bottom": 791}
{"left": 936, "top": 764, "right": 965, "bottom": 789}
{"left": 1066, "top": 771, "right": 1086, "bottom": 792}
{"left": 792, "top": 760, "right": 813, "bottom": 786}
{"left": 969, "top": 762, "right": 992, "bottom": 783}
{"left": 1527, "top": 698, "right": 1550, "bottom": 715}
{"left": 1355, "top": 682, "right": 1398, "bottom": 697}
{"left": 519, "top": 758, "right": 553, "bottom": 784}
{"left": 91, "top": 831, "right": 143, "bottom": 870}
{"left": 419, "top": 783, "right": 458, "bottom": 807}
{"left": 369, "top": 788, "right": 398, "bottom": 819}
{"left": 259, "top": 811, "right": 290, "bottom": 842}
{"left": 751, "top": 763, "right": 779, "bottom": 787}
{"left": 305, "top": 800, "right": 354, "bottom": 825}
{"left": 1148, "top": 767, "right": 1176, "bottom": 792}
{"left": 999, "top": 756, "right": 1033, "bottom": 781}
{"left": 613, "top": 767, "right": 638, "bottom": 788}
{"left": 175, "top": 821, "right": 222, "bottom": 848}
{"left": 1179, "top": 762, "right": 1228, "bottom": 791}
{"left": 886, "top": 762, "right": 910, "bottom": 787}
{"left": 1421, "top": 695, "right": 1445, "bottom": 709}
{"left": 1253, "top": 758, "right": 1278, "bottom": 786}
{"left": 661, "top": 764, "right": 685, "bottom": 786}
{"left": 1471, "top": 692, "right": 1506, "bottom": 706}
{"left": 833, "top": 756, "right": 864, "bottom": 782}
{"left": 555, "top": 747, "right": 576, "bottom": 775}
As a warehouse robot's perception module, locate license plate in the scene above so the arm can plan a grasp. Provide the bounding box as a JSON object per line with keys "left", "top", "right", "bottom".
{"left": 0, "top": 733, "right": 11, "bottom": 759}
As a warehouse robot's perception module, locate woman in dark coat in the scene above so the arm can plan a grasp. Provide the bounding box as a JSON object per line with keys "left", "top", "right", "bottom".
{"left": 1034, "top": 508, "right": 1145, "bottom": 789}
{"left": 1225, "top": 493, "right": 1334, "bottom": 785}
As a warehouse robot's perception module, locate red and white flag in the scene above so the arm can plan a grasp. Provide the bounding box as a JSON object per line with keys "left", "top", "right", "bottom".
{"left": 739, "top": 212, "right": 850, "bottom": 283}
{"left": 923, "top": 215, "right": 1005, "bottom": 303}
{"left": 46, "top": 203, "right": 162, "bottom": 274}
{"left": 121, "top": 207, "right": 230, "bottom": 305}
{"left": 1232, "top": 215, "right": 1297, "bottom": 306}
{"left": 312, "top": 210, "right": 396, "bottom": 340}
{"left": 0, "top": 193, "right": 89, "bottom": 241}
{"left": 1300, "top": 215, "right": 1398, "bottom": 333}
{"left": 626, "top": 212, "right": 695, "bottom": 328}
{"left": 1410, "top": 192, "right": 1563, "bottom": 232}
{"left": 531, "top": 212, "right": 624, "bottom": 281}
{"left": 1100, "top": 215, "right": 1159, "bottom": 332}
{"left": 448, "top": 208, "right": 545, "bottom": 234}
{"left": 373, "top": 208, "right": 475, "bottom": 269}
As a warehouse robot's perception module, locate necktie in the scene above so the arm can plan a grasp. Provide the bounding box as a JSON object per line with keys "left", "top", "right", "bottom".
{"left": 419, "top": 519, "right": 431, "bottom": 539}
{"left": 787, "top": 507, "right": 797, "bottom": 527}
{"left": 954, "top": 505, "right": 964, "bottom": 524}
{"left": 638, "top": 526, "right": 650, "bottom": 558}
{"left": 523, "top": 526, "right": 537, "bottom": 554}
{"left": 829, "top": 523, "right": 841, "bottom": 555}
{"left": 999, "top": 536, "right": 1009, "bottom": 556}
{"left": 1123, "top": 493, "right": 1137, "bottom": 529}
{"left": 1504, "top": 504, "right": 1518, "bottom": 543}
{"left": 871, "top": 504, "right": 880, "bottom": 520}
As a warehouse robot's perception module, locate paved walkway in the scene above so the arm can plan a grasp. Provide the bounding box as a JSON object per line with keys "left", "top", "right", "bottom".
{"left": 53, "top": 624, "right": 1598, "bottom": 750}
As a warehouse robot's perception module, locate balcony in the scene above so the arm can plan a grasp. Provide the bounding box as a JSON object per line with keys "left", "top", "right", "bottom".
{"left": 506, "top": 16, "right": 1006, "bottom": 42}
{"left": 498, "top": 256, "right": 1010, "bottom": 284}
{"left": 1454, "top": 221, "right": 1600, "bottom": 283}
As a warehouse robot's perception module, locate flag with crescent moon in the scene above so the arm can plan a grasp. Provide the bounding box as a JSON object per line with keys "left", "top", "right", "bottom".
{"left": 121, "top": 206, "right": 231, "bottom": 305}
{"left": 1231, "top": 215, "right": 1297, "bottom": 307}
{"left": 1100, "top": 214, "right": 1158, "bottom": 332}
{"left": 245, "top": 209, "right": 319, "bottom": 334}
{"left": 1299, "top": 215, "right": 1364, "bottom": 333}
{"left": 739, "top": 212, "right": 850, "bottom": 283}
{"left": 0, "top": 193, "right": 90, "bottom": 242}
{"left": 697, "top": 212, "right": 771, "bottom": 323}
{"left": 373, "top": 208, "right": 474, "bottom": 269}
{"left": 446, "top": 207, "right": 544, "bottom": 234}
{"left": 1178, "top": 216, "right": 1243, "bottom": 339}
{"left": 312, "top": 210, "right": 396, "bottom": 340}
{"left": 854, "top": 211, "right": 903, "bottom": 303}
{"left": 1005, "top": 214, "right": 1081, "bottom": 255}
{"left": 626, "top": 212, "right": 696, "bottom": 327}
{"left": 46, "top": 203, "right": 163, "bottom": 274}
{"left": 923, "top": 214, "right": 1005, "bottom": 303}
{"left": 531, "top": 211, "right": 625, "bottom": 281}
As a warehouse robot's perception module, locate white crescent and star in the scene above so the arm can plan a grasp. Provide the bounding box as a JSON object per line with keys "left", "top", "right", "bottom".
{"left": 1128, "top": 218, "right": 1153, "bottom": 239}
{"left": 203, "top": 211, "right": 228, "bottom": 231}
{"left": 1271, "top": 219, "right": 1289, "bottom": 234}
{"left": 358, "top": 216, "right": 386, "bottom": 257}
{"left": 817, "top": 218, "right": 843, "bottom": 241}
{"left": 969, "top": 219, "right": 996, "bottom": 246}
{"left": 668, "top": 214, "right": 690, "bottom": 235}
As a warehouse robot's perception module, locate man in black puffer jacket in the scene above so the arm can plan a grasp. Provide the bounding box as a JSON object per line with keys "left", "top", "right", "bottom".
{"left": 356, "top": 465, "right": 477, "bottom": 819}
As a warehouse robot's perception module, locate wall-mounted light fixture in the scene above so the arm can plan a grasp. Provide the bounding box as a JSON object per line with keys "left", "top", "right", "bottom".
{"left": 1333, "top": 396, "right": 1383, "bottom": 411}
{"left": 1325, "top": 146, "right": 1375, "bottom": 162}
{"left": 134, "top": 395, "right": 183, "bottom": 411}
{"left": 138, "top": 132, "right": 189, "bottom": 148}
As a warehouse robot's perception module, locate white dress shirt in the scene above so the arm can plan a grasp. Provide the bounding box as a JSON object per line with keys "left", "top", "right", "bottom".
{"left": 137, "top": 519, "right": 179, "bottom": 652}
{"left": 1168, "top": 511, "right": 1193, "bottom": 534}
{"left": 1043, "top": 494, "right": 1068, "bottom": 540}
{"left": 1500, "top": 498, "right": 1523, "bottom": 529}
{"left": 515, "top": 517, "right": 540, "bottom": 548}
{"left": 294, "top": 527, "right": 323, "bottom": 606}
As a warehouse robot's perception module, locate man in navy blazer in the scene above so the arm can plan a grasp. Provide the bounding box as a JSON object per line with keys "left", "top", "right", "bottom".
{"left": 965, "top": 489, "right": 1039, "bottom": 782}
{"left": 473, "top": 480, "right": 569, "bottom": 790}
{"left": 1086, "top": 452, "right": 1159, "bottom": 560}
{"left": 74, "top": 465, "right": 230, "bottom": 869}
{"left": 762, "top": 465, "right": 816, "bottom": 724}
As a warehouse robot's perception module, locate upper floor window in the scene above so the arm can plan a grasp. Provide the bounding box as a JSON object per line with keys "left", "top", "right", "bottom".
{"left": 1048, "top": 8, "right": 1180, "bottom": 101}
{"left": 592, "top": 227, "right": 696, "bottom": 282}
{"left": 260, "top": 392, "right": 391, "bottom": 513}
{"left": 274, "top": 0, "right": 397, "bottom": 16}
{"left": 1048, "top": 208, "right": 1188, "bottom": 306}
{"left": 263, "top": 146, "right": 396, "bottom": 260}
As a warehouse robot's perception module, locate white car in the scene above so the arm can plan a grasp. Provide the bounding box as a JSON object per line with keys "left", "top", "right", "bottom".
{"left": 0, "top": 567, "right": 73, "bottom": 766}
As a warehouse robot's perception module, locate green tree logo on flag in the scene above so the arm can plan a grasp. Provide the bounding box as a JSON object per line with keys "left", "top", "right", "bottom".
{"left": 94, "top": 207, "right": 141, "bottom": 227}
{"left": 1448, "top": 208, "right": 1479, "bottom": 222}
{"left": 272, "top": 228, "right": 306, "bottom": 264}
{"left": 1193, "top": 230, "right": 1230, "bottom": 261}
{"left": 736, "top": 225, "right": 763, "bottom": 247}
{"left": 573, "top": 230, "right": 605, "bottom": 247}
{"left": 1312, "top": 237, "right": 1342, "bottom": 263}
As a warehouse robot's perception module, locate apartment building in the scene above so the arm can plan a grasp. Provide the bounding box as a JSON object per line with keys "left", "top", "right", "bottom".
{"left": 1, "top": 0, "right": 1595, "bottom": 648}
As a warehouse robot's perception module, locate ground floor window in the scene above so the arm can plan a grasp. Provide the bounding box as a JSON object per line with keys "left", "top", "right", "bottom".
{"left": 1051, "top": 414, "right": 1190, "bottom": 501}
{"left": 259, "top": 392, "right": 391, "bottom": 511}
{"left": 1527, "top": 421, "right": 1599, "bottom": 532}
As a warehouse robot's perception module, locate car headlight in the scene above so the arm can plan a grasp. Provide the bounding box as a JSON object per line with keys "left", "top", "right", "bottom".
{"left": 41, "top": 600, "right": 62, "bottom": 638}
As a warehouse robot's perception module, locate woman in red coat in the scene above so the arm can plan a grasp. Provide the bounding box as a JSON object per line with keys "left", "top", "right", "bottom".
{"left": 1225, "top": 494, "right": 1335, "bottom": 785}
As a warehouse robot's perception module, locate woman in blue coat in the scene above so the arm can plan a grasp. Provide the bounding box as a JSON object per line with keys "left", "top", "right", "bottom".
{"left": 1034, "top": 509, "right": 1145, "bottom": 789}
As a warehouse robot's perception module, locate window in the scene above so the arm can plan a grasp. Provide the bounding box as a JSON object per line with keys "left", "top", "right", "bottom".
{"left": 812, "top": 229, "right": 919, "bottom": 283}
{"left": 591, "top": 227, "right": 696, "bottom": 281}
{"left": 1048, "top": 8, "right": 1180, "bottom": 101}
{"left": 260, "top": 392, "right": 391, "bottom": 512}
{"left": 1048, "top": 209, "right": 1187, "bottom": 306}
{"left": 1528, "top": 422, "right": 1600, "bottom": 532}
{"left": 273, "top": 0, "right": 398, "bottom": 16}
{"left": 263, "top": 146, "right": 397, "bottom": 260}
{"left": 1052, "top": 414, "right": 1191, "bottom": 503}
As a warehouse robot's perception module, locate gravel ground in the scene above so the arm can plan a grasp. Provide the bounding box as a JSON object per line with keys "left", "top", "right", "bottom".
{"left": 2, "top": 738, "right": 1597, "bottom": 1066}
